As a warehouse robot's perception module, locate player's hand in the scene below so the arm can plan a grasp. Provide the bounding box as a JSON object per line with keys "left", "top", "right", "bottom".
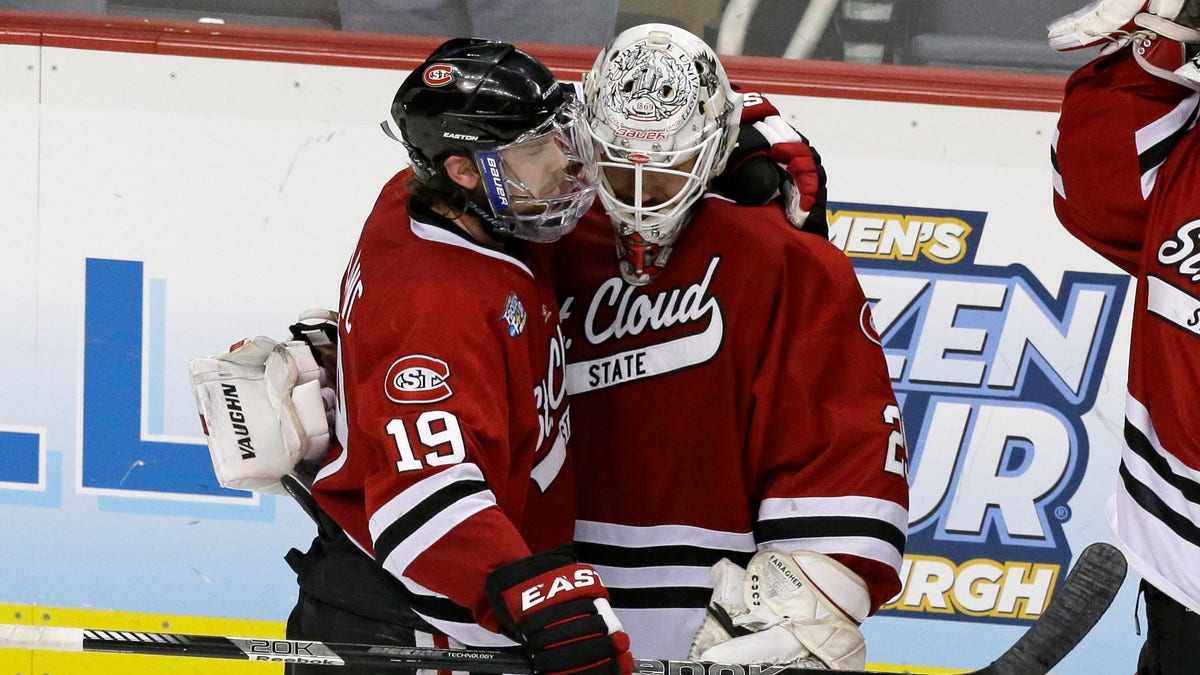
{"left": 713, "top": 91, "right": 828, "bottom": 237}
{"left": 486, "top": 551, "right": 633, "bottom": 675}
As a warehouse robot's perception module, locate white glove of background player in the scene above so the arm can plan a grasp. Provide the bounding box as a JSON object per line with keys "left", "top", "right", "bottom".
{"left": 689, "top": 550, "right": 870, "bottom": 671}
{"left": 1048, "top": 0, "right": 1192, "bottom": 53}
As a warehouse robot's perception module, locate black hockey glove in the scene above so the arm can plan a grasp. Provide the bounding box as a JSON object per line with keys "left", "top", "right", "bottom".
{"left": 485, "top": 551, "right": 633, "bottom": 675}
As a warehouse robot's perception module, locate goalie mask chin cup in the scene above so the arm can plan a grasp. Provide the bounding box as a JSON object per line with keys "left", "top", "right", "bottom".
{"left": 392, "top": 38, "right": 597, "bottom": 243}
{"left": 583, "top": 23, "right": 742, "bottom": 283}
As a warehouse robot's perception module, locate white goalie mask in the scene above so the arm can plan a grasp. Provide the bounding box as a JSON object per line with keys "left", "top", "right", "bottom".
{"left": 583, "top": 23, "right": 742, "bottom": 285}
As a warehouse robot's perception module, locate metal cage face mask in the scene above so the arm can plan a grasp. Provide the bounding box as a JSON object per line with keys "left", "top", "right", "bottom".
{"left": 473, "top": 98, "right": 599, "bottom": 243}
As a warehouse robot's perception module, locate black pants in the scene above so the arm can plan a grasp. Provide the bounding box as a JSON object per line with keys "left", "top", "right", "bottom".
{"left": 1136, "top": 580, "right": 1200, "bottom": 675}
{"left": 286, "top": 588, "right": 418, "bottom": 675}
{"left": 284, "top": 528, "right": 427, "bottom": 675}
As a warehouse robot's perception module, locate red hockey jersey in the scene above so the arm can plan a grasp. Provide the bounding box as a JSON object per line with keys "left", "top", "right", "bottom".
{"left": 1053, "top": 46, "right": 1200, "bottom": 614}
{"left": 312, "top": 170, "right": 575, "bottom": 646}
{"left": 552, "top": 196, "right": 910, "bottom": 658}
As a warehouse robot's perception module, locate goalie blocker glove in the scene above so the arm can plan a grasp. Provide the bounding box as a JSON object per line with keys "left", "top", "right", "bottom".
{"left": 188, "top": 333, "right": 332, "bottom": 494}
{"left": 485, "top": 551, "right": 633, "bottom": 675}
{"left": 689, "top": 549, "right": 870, "bottom": 671}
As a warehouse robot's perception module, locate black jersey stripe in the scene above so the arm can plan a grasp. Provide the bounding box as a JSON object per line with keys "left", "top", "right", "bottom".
{"left": 1138, "top": 99, "right": 1199, "bottom": 178}
{"left": 373, "top": 479, "right": 490, "bottom": 563}
{"left": 574, "top": 541, "right": 753, "bottom": 568}
{"left": 607, "top": 585, "right": 713, "bottom": 610}
{"left": 754, "top": 514, "right": 907, "bottom": 553}
{"left": 1125, "top": 419, "right": 1200, "bottom": 505}
{"left": 1119, "top": 462, "right": 1200, "bottom": 549}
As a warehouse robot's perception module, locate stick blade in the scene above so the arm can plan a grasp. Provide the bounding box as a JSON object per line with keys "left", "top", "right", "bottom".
{"left": 978, "top": 542, "right": 1127, "bottom": 675}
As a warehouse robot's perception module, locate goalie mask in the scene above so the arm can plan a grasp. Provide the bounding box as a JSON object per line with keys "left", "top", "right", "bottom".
{"left": 392, "top": 38, "right": 597, "bottom": 243}
{"left": 583, "top": 24, "right": 742, "bottom": 284}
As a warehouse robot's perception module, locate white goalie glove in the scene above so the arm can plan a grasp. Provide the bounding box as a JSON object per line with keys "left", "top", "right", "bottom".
{"left": 689, "top": 550, "right": 871, "bottom": 671}
{"left": 188, "top": 310, "right": 337, "bottom": 494}
{"left": 1048, "top": 0, "right": 1194, "bottom": 53}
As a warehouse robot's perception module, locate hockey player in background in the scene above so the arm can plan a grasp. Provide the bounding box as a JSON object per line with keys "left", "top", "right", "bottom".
{"left": 554, "top": 24, "right": 910, "bottom": 670}
{"left": 1049, "top": 1, "right": 1200, "bottom": 672}
{"left": 281, "top": 38, "right": 633, "bottom": 675}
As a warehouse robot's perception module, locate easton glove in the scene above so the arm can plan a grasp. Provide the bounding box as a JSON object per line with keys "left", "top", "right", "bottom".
{"left": 485, "top": 551, "right": 633, "bottom": 675}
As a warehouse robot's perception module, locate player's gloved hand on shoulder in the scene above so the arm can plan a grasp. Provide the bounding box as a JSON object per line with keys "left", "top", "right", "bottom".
{"left": 689, "top": 550, "right": 870, "bottom": 671}
{"left": 486, "top": 551, "right": 634, "bottom": 675}
{"left": 712, "top": 91, "right": 828, "bottom": 237}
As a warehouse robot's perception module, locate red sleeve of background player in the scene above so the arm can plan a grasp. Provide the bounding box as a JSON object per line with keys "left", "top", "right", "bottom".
{"left": 1053, "top": 47, "right": 1199, "bottom": 274}
{"left": 745, "top": 233, "right": 909, "bottom": 614}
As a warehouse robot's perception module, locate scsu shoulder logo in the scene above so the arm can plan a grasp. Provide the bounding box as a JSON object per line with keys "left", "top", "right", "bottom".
{"left": 384, "top": 355, "right": 452, "bottom": 404}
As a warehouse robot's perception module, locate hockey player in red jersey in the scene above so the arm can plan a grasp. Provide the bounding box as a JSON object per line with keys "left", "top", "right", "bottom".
{"left": 1049, "top": 1, "right": 1200, "bottom": 672}
{"left": 553, "top": 24, "right": 910, "bottom": 669}
{"left": 283, "top": 38, "right": 633, "bottom": 675}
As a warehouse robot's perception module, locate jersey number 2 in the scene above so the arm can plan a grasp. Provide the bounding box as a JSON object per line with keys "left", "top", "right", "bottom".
{"left": 385, "top": 411, "right": 466, "bottom": 472}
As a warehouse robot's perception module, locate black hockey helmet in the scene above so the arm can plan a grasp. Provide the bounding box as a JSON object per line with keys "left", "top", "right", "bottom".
{"left": 390, "top": 38, "right": 597, "bottom": 243}
{"left": 393, "top": 38, "right": 567, "bottom": 179}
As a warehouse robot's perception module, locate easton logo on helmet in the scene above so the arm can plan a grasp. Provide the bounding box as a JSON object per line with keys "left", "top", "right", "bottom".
{"left": 423, "top": 64, "right": 455, "bottom": 87}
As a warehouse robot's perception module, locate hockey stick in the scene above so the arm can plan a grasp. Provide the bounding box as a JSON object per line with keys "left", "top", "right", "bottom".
{"left": 0, "top": 542, "right": 1126, "bottom": 674}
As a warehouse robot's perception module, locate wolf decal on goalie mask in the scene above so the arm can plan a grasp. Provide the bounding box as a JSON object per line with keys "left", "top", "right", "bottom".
{"left": 384, "top": 354, "right": 452, "bottom": 404}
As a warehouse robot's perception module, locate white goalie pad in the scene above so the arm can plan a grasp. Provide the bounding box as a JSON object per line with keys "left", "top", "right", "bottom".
{"left": 188, "top": 336, "right": 331, "bottom": 495}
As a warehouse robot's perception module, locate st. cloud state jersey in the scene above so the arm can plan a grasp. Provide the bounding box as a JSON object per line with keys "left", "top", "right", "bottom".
{"left": 311, "top": 170, "right": 575, "bottom": 647}
{"left": 552, "top": 195, "right": 910, "bottom": 659}
{"left": 1053, "top": 45, "right": 1200, "bottom": 613}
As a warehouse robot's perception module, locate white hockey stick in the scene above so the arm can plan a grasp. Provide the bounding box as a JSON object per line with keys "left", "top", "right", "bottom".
{"left": 0, "top": 542, "right": 1126, "bottom": 674}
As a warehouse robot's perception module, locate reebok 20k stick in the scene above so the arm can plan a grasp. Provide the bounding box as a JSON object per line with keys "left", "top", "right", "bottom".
{"left": 0, "top": 542, "right": 1127, "bottom": 674}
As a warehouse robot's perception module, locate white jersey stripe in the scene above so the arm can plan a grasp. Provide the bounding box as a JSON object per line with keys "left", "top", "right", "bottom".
{"left": 1108, "top": 493, "right": 1200, "bottom": 614}
{"left": 575, "top": 519, "right": 755, "bottom": 550}
{"left": 410, "top": 217, "right": 533, "bottom": 277}
{"left": 377, "top": 495, "right": 495, "bottom": 578}
{"left": 370, "top": 463, "right": 490, "bottom": 530}
{"left": 759, "top": 495, "right": 909, "bottom": 525}
{"left": 760, "top": 535, "right": 905, "bottom": 573}
{"left": 590, "top": 563, "right": 713, "bottom": 589}
{"left": 1135, "top": 92, "right": 1200, "bottom": 197}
